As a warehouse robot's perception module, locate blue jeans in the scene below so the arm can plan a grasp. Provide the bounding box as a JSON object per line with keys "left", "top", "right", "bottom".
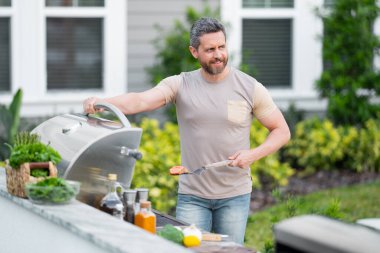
{"left": 176, "top": 193, "right": 251, "bottom": 245}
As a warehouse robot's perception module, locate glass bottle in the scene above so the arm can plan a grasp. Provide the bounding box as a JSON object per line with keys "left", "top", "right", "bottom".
{"left": 134, "top": 200, "right": 156, "bottom": 234}
{"left": 122, "top": 189, "right": 137, "bottom": 223}
{"left": 135, "top": 188, "right": 149, "bottom": 214}
{"left": 99, "top": 174, "right": 124, "bottom": 219}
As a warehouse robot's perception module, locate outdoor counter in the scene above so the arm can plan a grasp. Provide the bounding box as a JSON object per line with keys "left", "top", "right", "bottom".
{"left": 0, "top": 168, "right": 191, "bottom": 253}
{"left": 0, "top": 168, "right": 255, "bottom": 253}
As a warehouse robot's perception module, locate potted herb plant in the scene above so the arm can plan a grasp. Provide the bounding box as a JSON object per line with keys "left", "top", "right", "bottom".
{"left": 5, "top": 132, "right": 61, "bottom": 198}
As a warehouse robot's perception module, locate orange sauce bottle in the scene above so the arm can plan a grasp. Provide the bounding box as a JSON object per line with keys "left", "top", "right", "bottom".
{"left": 134, "top": 200, "right": 156, "bottom": 234}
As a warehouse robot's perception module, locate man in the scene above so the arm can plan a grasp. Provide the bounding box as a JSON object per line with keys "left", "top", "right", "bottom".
{"left": 83, "top": 17, "right": 290, "bottom": 244}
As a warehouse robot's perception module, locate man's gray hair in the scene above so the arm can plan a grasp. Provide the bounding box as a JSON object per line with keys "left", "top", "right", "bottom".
{"left": 190, "top": 17, "right": 226, "bottom": 49}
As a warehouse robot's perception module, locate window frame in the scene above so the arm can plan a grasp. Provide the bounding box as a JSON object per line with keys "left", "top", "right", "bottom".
{"left": 1, "top": 0, "right": 127, "bottom": 117}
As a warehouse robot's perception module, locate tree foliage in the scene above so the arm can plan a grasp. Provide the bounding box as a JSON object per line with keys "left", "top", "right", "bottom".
{"left": 316, "top": 0, "right": 380, "bottom": 126}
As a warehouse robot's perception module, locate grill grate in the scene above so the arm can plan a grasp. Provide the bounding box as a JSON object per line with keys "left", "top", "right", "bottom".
{"left": 153, "top": 210, "right": 189, "bottom": 227}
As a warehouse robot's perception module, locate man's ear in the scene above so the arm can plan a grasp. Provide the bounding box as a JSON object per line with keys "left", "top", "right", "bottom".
{"left": 189, "top": 46, "right": 198, "bottom": 59}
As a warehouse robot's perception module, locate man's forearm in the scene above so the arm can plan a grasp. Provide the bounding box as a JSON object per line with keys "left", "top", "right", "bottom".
{"left": 250, "top": 127, "right": 291, "bottom": 162}
{"left": 102, "top": 93, "right": 143, "bottom": 115}
{"left": 228, "top": 126, "right": 290, "bottom": 169}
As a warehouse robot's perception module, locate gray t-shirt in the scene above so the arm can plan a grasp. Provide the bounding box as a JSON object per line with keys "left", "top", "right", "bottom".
{"left": 155, "top": 67, "right": 277, "bottom": 199}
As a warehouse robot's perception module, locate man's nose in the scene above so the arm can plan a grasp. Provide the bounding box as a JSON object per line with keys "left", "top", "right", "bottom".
{"left": 214, "top": 49, "right": 222, "bottom": 58}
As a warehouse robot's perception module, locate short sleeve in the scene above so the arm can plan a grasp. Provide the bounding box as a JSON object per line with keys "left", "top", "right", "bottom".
{"left": 252, "top": 81, "right": 277, "bottom": 119}
{"left": 155, "top": 75, "right": 181, "bottom": 104}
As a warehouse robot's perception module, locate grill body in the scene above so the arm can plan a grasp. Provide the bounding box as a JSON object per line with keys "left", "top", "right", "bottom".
{"left": 32, "top": 103, "right": 142, "bottom": 208}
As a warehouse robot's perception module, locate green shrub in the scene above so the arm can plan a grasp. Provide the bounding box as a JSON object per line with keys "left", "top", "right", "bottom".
{"left": 285, "top": 117, "right": 343, "bottom": 172}
{"left": 285, "top": 117, "right": 380, "bottom": 172}
{"left": 132, "top": 118, "right": 294, "bottom": 213}
{"left": 351, "top": 118, "right": 380, "bottom": 172}
{"left": 131, "top": 119, "right": 181, "bottom": 213}
{"left": 316, "top": 0, "right": 380, "bottom": 126}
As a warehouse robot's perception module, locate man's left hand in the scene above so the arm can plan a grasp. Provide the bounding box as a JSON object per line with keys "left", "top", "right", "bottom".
{"left": 228, "top": 150, "right": 255, "bottom": 169}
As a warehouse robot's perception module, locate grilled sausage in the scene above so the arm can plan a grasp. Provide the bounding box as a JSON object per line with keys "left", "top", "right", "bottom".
{"left": 169, "top": 166, "right": 189, "bottom": 175}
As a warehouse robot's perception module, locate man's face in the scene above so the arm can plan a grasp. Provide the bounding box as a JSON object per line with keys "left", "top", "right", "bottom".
{"left": 190, "top": 31, "right": 228, "bottom": 75}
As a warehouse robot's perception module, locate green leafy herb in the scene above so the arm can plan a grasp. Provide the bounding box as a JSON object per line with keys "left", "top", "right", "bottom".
{"left": 26, "top": 178, "right": 76, "bottom": 204}
{"left": 30, "top": 168, "right": 49, "bottom": 178}
{"left": 9, "top": 142, "right": 61, "bottom": 168}
{"left": 157, "top": 224, "right": 184, "bottom": 245}
{"left": 13, "top": 131, "right": 40, "bottom": 148}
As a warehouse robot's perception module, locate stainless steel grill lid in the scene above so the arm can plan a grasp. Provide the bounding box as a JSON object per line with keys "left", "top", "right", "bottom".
{"left": 31, "top": 102, "right": 142, "bottom": 207}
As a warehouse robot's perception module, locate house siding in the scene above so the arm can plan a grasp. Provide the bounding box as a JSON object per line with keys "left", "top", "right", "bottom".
{"left": 127, "top": 0, "right": 220, "bottom": 92}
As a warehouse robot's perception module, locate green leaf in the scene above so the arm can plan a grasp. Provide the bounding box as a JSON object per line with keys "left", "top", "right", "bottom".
{"left": 8, "top": 89, "right": 23, "bottom": 144}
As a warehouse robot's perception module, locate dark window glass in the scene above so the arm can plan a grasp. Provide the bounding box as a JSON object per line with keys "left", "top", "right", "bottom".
{"left": 243, "top": 0, "right": 294, "bottom": 8}
{"left": 0, "top": 0, "right": 11, "bottom": 6}
{"left": 242, "top": 19, "right": 292, "bottom": 87}
{"left": 0, "top": 18, "right": 10, "bottom": 92}
{"left": 46, "top": 0, "right": 104, "bottom": 7}
{"left": 46, "top": 18, "right": 103, "bottom": 90}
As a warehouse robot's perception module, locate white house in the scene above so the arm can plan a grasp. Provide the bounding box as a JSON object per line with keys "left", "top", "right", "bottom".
{"left": 1, "top": 0, "right": 372, "bottom": 119}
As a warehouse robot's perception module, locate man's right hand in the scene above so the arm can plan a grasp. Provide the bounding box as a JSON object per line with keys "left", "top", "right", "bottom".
{"left": 83, "top": 96, "right": 102, "bottom": 114}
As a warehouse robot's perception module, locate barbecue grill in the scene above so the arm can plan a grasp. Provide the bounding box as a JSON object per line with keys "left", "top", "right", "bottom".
{"left": 32, "top": 102, "right": 143, "bottom": 207}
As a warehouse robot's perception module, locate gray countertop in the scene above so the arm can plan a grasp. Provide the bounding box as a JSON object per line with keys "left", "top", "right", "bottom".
{"left": 0, "top": 168, "right": 191, "bottom": 253}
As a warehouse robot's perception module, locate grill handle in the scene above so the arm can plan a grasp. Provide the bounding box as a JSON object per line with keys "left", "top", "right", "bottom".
{"left": 94, "top": 102, "right": 131, "bottom": 128}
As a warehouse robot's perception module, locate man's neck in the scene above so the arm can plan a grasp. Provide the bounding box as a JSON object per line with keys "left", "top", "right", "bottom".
{"left": 200, "top": 66, "right": 230, "bottom": 83}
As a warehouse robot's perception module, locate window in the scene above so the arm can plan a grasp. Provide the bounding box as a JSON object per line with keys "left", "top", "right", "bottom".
{"left": 0, "top": 0, "right": 11, "bottom": 91}
{"left": 242, "top": 19, "right": 292, "bottom": 87}
{"left": 45, "top": 0, "right": 105, "bottom": 90}
{"left": 237, "top": 0, "right": 294, "bottom": 88}
{"left": 0, "top": 0, "right": 126, "bottom": 117}
{"left": 242, "top": 0, "right": 294, "bottom": 8}
{"left": 46, "top": 18, "right": 103, "bottom": 90}
{"left": 0, "top": 18, "right": 10, "bottom": 92}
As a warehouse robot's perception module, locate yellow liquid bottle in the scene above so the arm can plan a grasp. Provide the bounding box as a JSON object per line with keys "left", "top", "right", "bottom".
{"left": 134, "top": 200, "right": 156, "bottom": 234}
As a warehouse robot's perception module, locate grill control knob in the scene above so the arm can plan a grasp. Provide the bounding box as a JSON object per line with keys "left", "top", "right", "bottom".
{"left": 120, "top": 146, "right": 143, "bottom": 160}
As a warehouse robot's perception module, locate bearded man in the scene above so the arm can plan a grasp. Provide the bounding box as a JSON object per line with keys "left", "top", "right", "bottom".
{"left": 83, "top": 17, "right": 290, "bottom": 244}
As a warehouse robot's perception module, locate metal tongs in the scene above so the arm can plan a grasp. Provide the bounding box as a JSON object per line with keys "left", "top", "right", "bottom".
{"left": 187, "top": 160, "right": 232, "bottom": 175}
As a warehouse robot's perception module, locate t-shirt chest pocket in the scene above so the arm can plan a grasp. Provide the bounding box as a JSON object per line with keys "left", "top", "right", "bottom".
{"left": 227, "top": 100, "right": 250, "bottom": 124}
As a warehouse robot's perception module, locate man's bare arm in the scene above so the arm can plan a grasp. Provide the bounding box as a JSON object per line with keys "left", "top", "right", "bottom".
{"left": 229, "top": 108, "right": 291, "bottom": 168}
{"left": 83, "top": 88, "right": 166, "bottom": 115}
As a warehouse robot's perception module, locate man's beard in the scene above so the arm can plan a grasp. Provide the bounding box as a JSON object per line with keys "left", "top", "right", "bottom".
{"left": 200, "top": 57, "right": 228, "bottom": 75}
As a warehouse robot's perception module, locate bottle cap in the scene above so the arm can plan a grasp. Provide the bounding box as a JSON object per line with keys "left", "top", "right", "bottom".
{"left": 136, "top": 188, "right": 149, "bottom": 202}
{"left": 108, "top": 174, "right": 117, "bottom": 181}
{"left": 140, "top": 200, "right": 151, "bottom": 209}
{"left": 122, "top": 190, "right": 137, "bottom": 203}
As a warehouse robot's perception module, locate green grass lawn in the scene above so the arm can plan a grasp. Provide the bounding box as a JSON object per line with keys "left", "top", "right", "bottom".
{"left": 244, "top": 180, "right": 380, "bottom": 252}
